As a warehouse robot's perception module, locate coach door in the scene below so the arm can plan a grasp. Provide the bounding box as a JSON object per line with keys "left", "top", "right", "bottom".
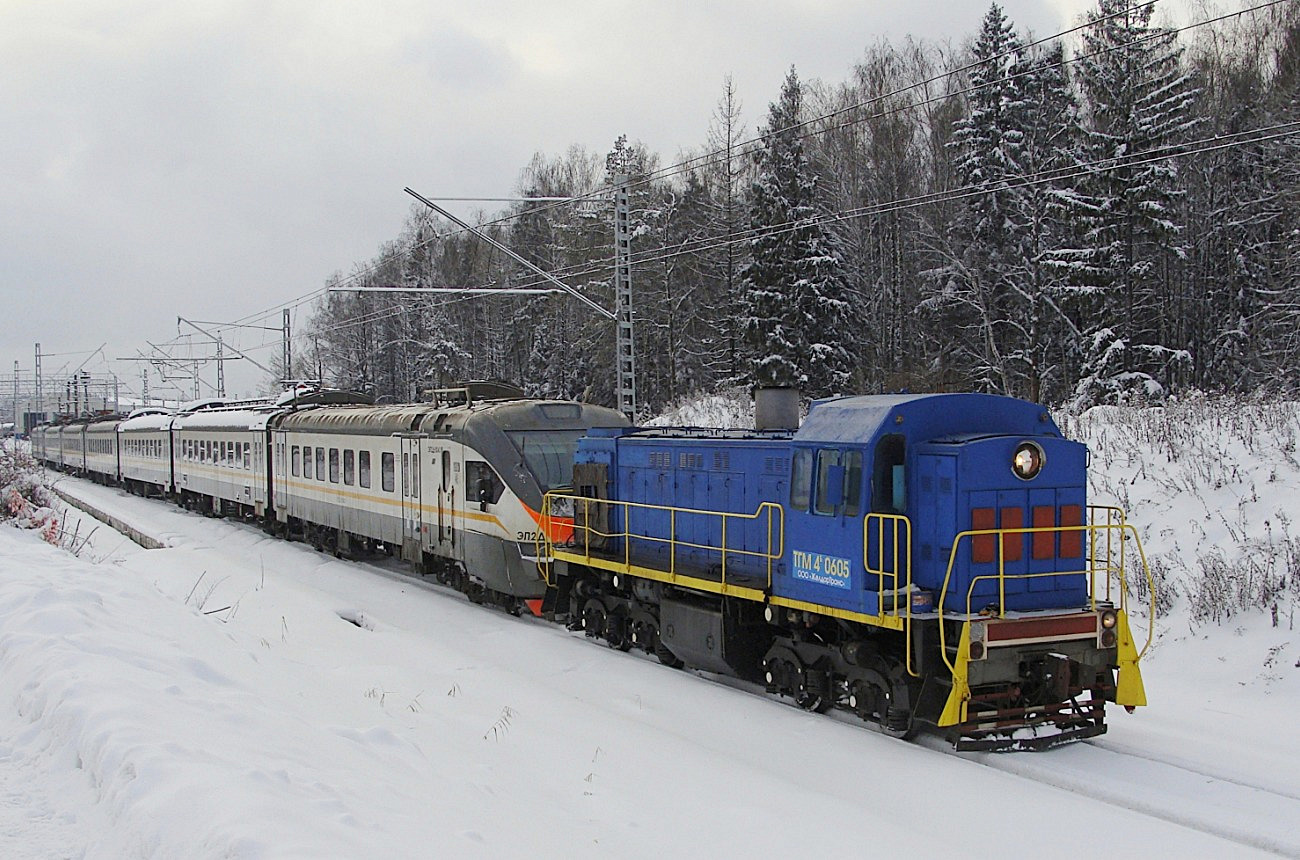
{"left": 400, "top": 436, "right": 423, "bottom": 564}
{"left": 431, "top": 444, "right": 462, "bottom": 553}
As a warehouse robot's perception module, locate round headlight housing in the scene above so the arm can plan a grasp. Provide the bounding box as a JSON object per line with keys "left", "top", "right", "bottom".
{"left": 1012, "top": 441, "right": 1045, "bottom": 481}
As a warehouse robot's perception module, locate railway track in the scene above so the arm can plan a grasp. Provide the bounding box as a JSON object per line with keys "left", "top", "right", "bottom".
{"left": 938, "top": 735, "right": 1300, "bottom": 858}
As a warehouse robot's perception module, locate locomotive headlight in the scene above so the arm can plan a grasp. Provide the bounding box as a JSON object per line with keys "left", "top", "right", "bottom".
{"left": 1012, "top": 441, "right": 1045, "bottom": 481}
{"left": 968, "top": 620, "right": 988, "bottom": 661}
{"left": 1098, "top": 609, "right": 1119, "bottom": 648}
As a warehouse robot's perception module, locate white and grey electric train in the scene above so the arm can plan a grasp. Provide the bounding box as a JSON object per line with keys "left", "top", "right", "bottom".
{"left": 32, "top": 384, "right": 628, "bottom": 614}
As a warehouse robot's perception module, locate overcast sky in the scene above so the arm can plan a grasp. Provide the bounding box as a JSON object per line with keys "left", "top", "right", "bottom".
{"left": 1, "top": 0, "right": 1197, "bottom": 402}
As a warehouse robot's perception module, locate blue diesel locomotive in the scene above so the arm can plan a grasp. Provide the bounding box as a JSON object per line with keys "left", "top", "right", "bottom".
{"left": 542, "top": 392, "right": 1152, "bottom": 750}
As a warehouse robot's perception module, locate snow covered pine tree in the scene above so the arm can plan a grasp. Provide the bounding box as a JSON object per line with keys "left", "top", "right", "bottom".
{"left": 739, "top": 67, "right": 856, "bottom": 398}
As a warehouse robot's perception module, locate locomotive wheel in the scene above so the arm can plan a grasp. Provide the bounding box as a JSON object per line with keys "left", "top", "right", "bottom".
{"left": 795, "top": 688, "right": 834, "bottom": 714}
{"left": 604, "top": 609, "right": 633, "bottom": 652}
{"left": 848, "top": 671, "right": 914, "bottom": 738}
{"left": 654, "top": 639, "right": 684, "bottom": 669}
{"left": 581, "top": 598, "right": 608, "bottom": 639}
{"left": 633, "top": 617, "right": 683, "bottom": 668}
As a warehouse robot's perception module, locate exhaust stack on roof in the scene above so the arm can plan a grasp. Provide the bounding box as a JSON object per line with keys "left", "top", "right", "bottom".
{"left": 754, "top": 387, "right": 800, "bottom": 431}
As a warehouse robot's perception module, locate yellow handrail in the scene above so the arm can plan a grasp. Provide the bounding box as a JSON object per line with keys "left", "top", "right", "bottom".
{"left": 538, "top": 491, "right": 785, "bottom": 586}
{"left": 862, "top": 512, "right": 916, "bottom": 674}
{"left": 934, "top": 506, "right": 1156, "bottom": 673}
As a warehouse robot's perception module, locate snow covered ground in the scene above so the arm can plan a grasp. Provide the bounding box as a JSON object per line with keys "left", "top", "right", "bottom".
{"left": 2, "top": 396, "right": 1299, "bottom": 858}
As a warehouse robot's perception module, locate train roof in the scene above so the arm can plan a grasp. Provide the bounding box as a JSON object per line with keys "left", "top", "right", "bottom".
{"left": 795, "top": 393, "right": 1061, "bottom": 446}
{"left": 172, "top": 406, "right": 280, "bottom": 432}
{"left": 588, "top": 426, "right": 792, "bottom": 442}
{"left": 85, "top": 416, "right": 125, "bottom": 434}
{"left": 118, "top": 412, "right": 176, "bottom": 432}
{"left": 273, "top": 403, "right": 437, "bottom": 435}
{"left": 271, "top": 399, "right": 629, "bottom": 436}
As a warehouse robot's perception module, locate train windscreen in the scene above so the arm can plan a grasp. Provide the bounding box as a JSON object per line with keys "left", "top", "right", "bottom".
{"left": 506, "top": 430, "right": 585, "bottom": 491}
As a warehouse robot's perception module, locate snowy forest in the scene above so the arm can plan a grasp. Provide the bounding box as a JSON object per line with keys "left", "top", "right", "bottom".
{"left": 296, "top": 0, "right": 1300, "bottom": 414}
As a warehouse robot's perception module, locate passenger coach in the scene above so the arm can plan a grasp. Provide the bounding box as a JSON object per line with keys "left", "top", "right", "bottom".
{"left": 118, "top": 408, "right": 176, "bottom": 497}
{"left": 270, "top": 395, "right": 627, "bottom": 612}
{"left": 173, "top": 405, "right": 275, "bottom": 517}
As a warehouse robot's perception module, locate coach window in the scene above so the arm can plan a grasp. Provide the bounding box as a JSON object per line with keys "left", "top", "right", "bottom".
{"left": 343, "top": 449, "right": 355, "bottom": 486}
{"left": 329, "top": 448, "right": 340, "bottom": 483}
{"left": 814, "top": 450, "right": 843, "bottom": 516}
{"left": 359, "top": 451, "right": 371, "bottom": 488}
{"left": 303, "top": 446, "right": 313, "bottom": 479}
{"left": 402, "top": 452, "right": 410, "bottom": 496}
{"left": 382, "top": 452, "right": 395, "bottom": 493}
{"left": 244, "top": 442, "right": 251, "bottom": 470}
{"left": 790, "top": 449, "right": 812, "bottom": 512}
{"left": 315, "top": 447, "right": 325, "bottom": 481}
{"left": 292, "top": 446, "right": 301, "bottom": 477}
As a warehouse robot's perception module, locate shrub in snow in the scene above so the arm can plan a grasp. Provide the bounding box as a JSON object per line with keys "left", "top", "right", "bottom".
{"left": 0, "top": 444, "right": 61, "bottom": 544}
{"left": 1059, "top": 392, "right": 1300, "bottom": 627}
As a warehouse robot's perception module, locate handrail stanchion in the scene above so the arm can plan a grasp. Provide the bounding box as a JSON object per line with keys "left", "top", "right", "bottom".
{"left": 720, "top": 515, "right": 728, "bottom": 585}
{"left": 670, "top": 508, "right": 676, "bottom": 577}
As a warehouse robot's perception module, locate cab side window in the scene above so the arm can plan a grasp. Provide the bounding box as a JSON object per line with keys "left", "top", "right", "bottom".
{"left": 466, "top": 460, "right": 504, "bottom": 507}
{"left": 814, "top": 449, "right": 842, "bottom": 515}
{"left": 843, "top": 451, "right": 863, "bottom": 517}
{"left": 872, "top": 434, "right": 906, "bottom": 514}
{"left": 790, "top": 449, "right": 812, "bottom": 512}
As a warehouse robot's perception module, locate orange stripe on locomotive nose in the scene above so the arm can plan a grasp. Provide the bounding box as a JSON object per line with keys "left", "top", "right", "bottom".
{"left": 522, "top": 503, "right": 575, "bottom": 542}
